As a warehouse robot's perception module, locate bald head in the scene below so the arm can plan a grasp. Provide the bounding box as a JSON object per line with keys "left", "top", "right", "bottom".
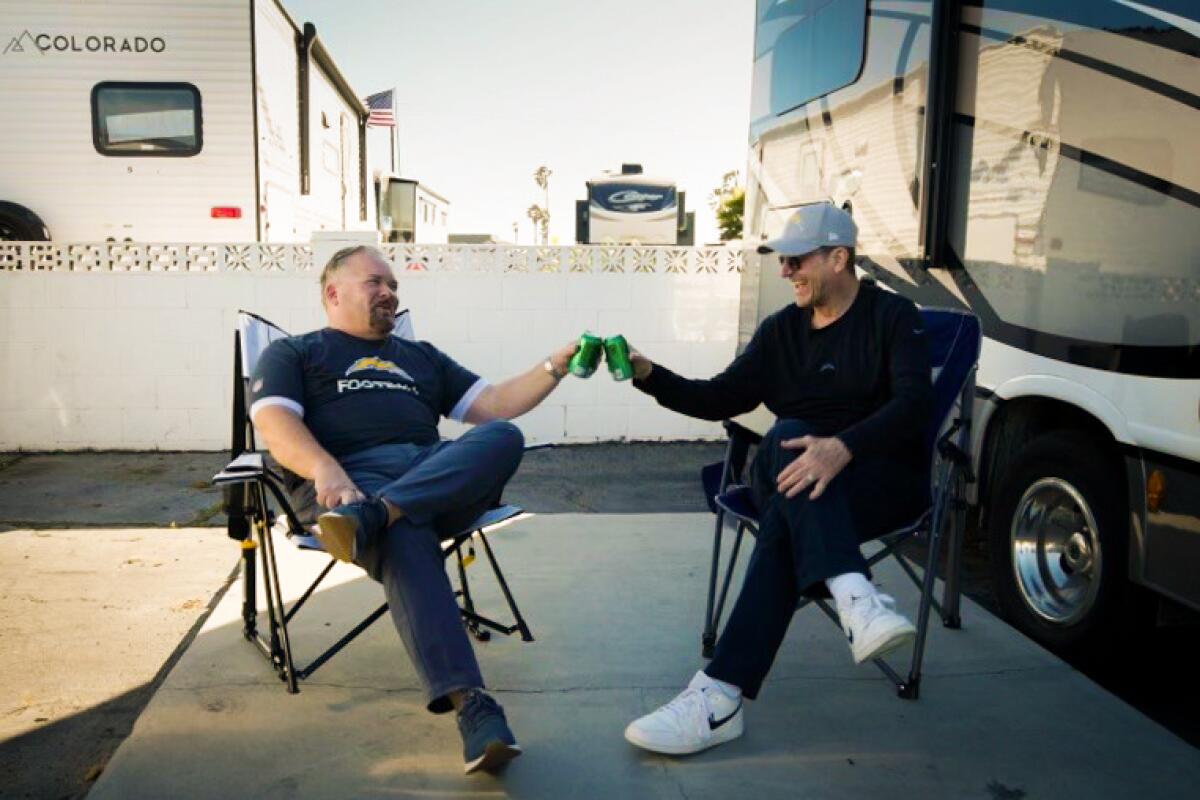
{"left": 320, "top": 247, "right": 398, "bottom": 339}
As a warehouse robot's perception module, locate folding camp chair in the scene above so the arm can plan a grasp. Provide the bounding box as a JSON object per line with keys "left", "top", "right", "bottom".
{"left": 698, "top": 307, "right": 981, "bottom": 699}
{"left": 215, "top": 310, "right": 535, "bottom": 694}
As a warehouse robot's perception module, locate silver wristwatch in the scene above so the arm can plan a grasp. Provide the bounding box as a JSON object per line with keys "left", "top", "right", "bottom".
{"left": 543, "top": 358, "right": 565, "bottom": 380}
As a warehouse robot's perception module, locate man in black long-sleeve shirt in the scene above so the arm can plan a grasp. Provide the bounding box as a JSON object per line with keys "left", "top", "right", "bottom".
{"left": 624, "top": 203, "right": 933, "bottom": 756}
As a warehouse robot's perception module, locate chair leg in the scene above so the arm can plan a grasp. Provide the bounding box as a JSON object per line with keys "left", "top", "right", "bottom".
{"left": 250, "top": 516, "right": 285, "bottom": 682}
{"left": 240, "top": 539, "right": 258, "bottom": 640}
{"left": 902, "top": 484, "right": 952, "bottom": 700}
{"left": 477, "top": 531, "right": 534, "bottom": 642}
{"left": 456, "top": 544, "right": 491, "bottom": 642}
{"left": 295, "top": 603, "right": 389, "bottom": 681}
{"left": 242, "top": 503, "right": 288, "bottom": 681}
{"left": 709, "top": 522, "right": 747, "bottom": 656}
{"left": 701, "top": 509, "right": 727, "bottom": 658}
{"left": 284, "top": 558, "right": 336, "bottom": 624}
{"left": 940, "top": 472, "right": 967, "bottom": 629}
{"left": 813, "top": 597, "right": 915, "bottom": 696}
{"left": 894, "top": 548, "right": 947, "bottom": 621}
{"left": 255, "top": 485, "right": 300, "bottom": 694}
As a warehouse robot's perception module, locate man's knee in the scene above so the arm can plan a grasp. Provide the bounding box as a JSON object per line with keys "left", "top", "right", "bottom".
{"left": 754, "top": 419, "right": 817, "bottom": 485}
{"left": 761, "top": 419, "right": 817, "bottom": 446}
{"left": 476, "top": 419, "right": 525, "bottom": 463}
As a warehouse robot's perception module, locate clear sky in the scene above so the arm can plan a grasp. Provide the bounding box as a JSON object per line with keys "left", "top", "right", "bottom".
{"left": 282, "top": 0, "right": 754, "bottom": 244}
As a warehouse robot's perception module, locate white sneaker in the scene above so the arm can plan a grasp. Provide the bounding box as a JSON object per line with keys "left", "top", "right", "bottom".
{"left": 624, "top": 671, "right": 744, "bottom": 755}
{"left": 839, "top": 592, "right": 917, "bottom": 664}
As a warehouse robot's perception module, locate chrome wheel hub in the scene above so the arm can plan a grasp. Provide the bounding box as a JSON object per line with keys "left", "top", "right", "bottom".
{"left": 1011, "top": 478, "right": 1102, "bottom": 625}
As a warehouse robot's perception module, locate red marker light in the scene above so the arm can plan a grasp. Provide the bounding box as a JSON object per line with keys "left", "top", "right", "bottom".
{"left": 211, "top": 207, "right": 242, "bottom": 219}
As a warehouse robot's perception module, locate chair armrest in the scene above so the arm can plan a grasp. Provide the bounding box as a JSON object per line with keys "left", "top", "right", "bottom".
{"left": 715, "top": 485, "right": 760, "bottom": 528}
{"left": 213, "top": 452, "right": 266, "bottom": 485}
{"left": 723, "top": 419, "right": 764, "bottom": 446}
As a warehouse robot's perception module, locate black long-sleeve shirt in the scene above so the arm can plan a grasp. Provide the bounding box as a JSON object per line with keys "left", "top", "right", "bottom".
{"left": 634, "top": 283, "right": 933, "bottom": 464}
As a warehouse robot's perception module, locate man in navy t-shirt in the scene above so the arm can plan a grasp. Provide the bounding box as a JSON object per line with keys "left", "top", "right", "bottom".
{"left": 250, "top": 245, "right": 577, "bottom": 774}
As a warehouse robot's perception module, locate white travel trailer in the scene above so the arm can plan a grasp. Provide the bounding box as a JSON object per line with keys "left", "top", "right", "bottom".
{"left": 377, "top": 177, "right": 451, "bottom": 244}
{"left": 741, "top": 0, "right": 1198, "bottom": 652}
{"left": 575, "top": 164, "right": 695, "bottom": 245}
{"left": 0, "top": 0, "right": 375, "bottom": 242}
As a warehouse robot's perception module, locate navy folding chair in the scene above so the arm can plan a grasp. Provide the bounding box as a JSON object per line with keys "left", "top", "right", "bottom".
{"left": 215, "top": 310, "right": 535, "bottom": 694}
{"left": 699, "top": 307, "right": 981, "bottom": 699}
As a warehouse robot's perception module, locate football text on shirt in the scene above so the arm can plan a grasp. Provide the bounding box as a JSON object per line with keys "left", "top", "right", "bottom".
{"left": 336, "top": 378, "right": 420, "bottom": 395}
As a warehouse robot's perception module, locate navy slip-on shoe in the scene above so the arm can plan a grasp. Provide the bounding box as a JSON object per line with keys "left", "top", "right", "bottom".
{"left": 315, "top": 498, "right": 388, "bottom": 563}
{"left": 457, "top": 690, "right": 521, "bottom": 774}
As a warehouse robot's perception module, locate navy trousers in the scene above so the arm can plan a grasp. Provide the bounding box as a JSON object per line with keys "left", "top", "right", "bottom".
{"left": 705, "top": 419, "right": 928, "bottom": 699}
{"left": 338, "top": 420, "right": 525, "bottom": 713}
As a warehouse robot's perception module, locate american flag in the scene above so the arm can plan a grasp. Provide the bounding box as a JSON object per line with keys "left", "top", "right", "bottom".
{"left": 363, "top": 89, "right": 395, "bottom": 128}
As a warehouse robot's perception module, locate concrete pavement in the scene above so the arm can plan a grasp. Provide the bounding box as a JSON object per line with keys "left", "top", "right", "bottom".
{"left": 88, "top": 514, "right": 1200, "bottom": 799}
{"left": 0, "top": 528, "right": 235, "bottom": 799}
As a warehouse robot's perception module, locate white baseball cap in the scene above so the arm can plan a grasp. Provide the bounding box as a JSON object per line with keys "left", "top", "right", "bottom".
{"left": 757, "top": 203, "right": 857, "bottom": 256}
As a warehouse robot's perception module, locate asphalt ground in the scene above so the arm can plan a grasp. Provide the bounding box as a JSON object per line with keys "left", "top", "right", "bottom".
{"left": 0, "top": 444, "right": 1195, "bottom": 799}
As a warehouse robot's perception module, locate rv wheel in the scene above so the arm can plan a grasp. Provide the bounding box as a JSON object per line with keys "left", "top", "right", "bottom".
{"left": 988, "top": 431, "right": 1127, "bottom": 654}
{"left": 0, "top": 203, "right": 50, "bottom": 241}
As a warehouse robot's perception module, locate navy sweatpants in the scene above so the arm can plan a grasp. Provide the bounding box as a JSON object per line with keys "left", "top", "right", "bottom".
{"left": 705, "top": 419, "right": 928, "bottom": 699}
{"left": 339, "top": 420, "right": 525, "bottom": 713}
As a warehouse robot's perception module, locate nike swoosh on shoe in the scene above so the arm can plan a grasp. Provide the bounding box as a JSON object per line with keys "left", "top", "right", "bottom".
{"left": 708, "top": 701, "right": 742, "bottom": 731}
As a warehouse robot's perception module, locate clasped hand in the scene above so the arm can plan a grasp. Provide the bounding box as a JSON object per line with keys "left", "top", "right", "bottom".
{"left": 314, "top": 461, "right": 364, "bottom": 509}
{"left": 775, "top": 435, "right": 852, "bottom": 500}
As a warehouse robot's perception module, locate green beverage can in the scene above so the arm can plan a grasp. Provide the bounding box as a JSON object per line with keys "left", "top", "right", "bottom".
{"left": 568, "top": 333, "right": 604, "bottom": 378}
{"left": 604, "top": 335, "right": 634, "bottom": 381}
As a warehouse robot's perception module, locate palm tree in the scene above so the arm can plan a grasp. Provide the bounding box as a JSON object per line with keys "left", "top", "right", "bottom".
{"left": 526, "top": 204, "right": 547, "bottom": 246}
{"left": 532, "top": 166, "right": 552, "bottom": 245}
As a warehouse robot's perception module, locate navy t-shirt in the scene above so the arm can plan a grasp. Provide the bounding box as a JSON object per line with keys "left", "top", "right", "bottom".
{"left": 249, "top": 328, "right": 487, "bottom": 458}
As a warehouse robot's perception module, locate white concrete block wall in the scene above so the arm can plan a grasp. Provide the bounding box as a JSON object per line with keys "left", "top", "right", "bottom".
{"left": 0, "top": 265, "right": 740, "bottom": 450}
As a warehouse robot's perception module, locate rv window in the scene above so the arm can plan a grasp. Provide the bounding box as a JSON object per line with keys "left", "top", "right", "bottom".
{"left": 91, "top": 82, "right": 201, "bottom": 157}
{"left": 754, "top": 0, "right": 867, "bottom": 117}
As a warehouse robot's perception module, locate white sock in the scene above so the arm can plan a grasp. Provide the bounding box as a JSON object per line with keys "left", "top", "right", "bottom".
{"left": 697, "top": 670, "right": 742, "bottom": 700}
{"left": 711, "top": 676, "right": 741, "bottom": 700}
{"left": 826, "top": 572, "right": 876, "bottom": 608}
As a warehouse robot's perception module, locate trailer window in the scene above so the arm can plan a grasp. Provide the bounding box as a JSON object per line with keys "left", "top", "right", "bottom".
{"left": 753, "top": 0, "right": 867, "bottom": 119}
{"left": 91, "top": 82, "right": 202, "bottom": 157}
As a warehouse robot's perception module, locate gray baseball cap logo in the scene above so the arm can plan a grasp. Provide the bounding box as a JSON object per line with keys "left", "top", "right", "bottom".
{"left": 757, "top": 203, "right": 857, "bottom": 256}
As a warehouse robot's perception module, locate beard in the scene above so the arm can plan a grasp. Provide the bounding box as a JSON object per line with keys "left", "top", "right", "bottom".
{"left": 368, "top": 302, "right": 397, "bottom": 334}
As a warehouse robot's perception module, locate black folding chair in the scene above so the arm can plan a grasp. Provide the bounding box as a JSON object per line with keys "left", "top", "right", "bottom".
{"left": 215, "top": 310, "right": 535, "bottom": 694}
{"left": 699, "top": 307, "right": 981, "bottom": 699}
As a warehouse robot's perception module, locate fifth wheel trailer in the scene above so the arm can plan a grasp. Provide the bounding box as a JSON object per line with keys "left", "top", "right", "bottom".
{"left": 0, "top": 0, "right": 375, "bottom": 242}
{"left": 741, "top": 0, "right": 1198, "bottom": 651}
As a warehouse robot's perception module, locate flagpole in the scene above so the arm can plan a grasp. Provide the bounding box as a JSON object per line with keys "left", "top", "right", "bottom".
{"left": 391, "top": 86, "right": 399, "bottom": 175}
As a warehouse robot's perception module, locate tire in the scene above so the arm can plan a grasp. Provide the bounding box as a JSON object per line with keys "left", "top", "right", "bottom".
{"left": 0, "top": 202, "right": 50, "bottom": 241}
{"left": 988, "top": 431, "right": 1128, "bottom": 654}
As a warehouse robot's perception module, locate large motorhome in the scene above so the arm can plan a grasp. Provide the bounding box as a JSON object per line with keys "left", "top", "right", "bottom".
{"left": 0, "top": 0, "right": 374, "bottom": 242}
{"left": 741, "top": 0, "right": 1198, "bottom": 651}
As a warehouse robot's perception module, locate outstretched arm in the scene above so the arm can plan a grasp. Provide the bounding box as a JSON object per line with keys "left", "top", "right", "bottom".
{"left": 464, "top": 340, "right": 578, "bottom": 423}
{"left": 629, "top": 330, "right": 766, "bottom": 421}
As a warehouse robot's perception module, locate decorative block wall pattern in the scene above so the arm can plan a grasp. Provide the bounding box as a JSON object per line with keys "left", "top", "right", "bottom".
{"left": 0, "top": 244, "right": 743, "bottom": 450}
